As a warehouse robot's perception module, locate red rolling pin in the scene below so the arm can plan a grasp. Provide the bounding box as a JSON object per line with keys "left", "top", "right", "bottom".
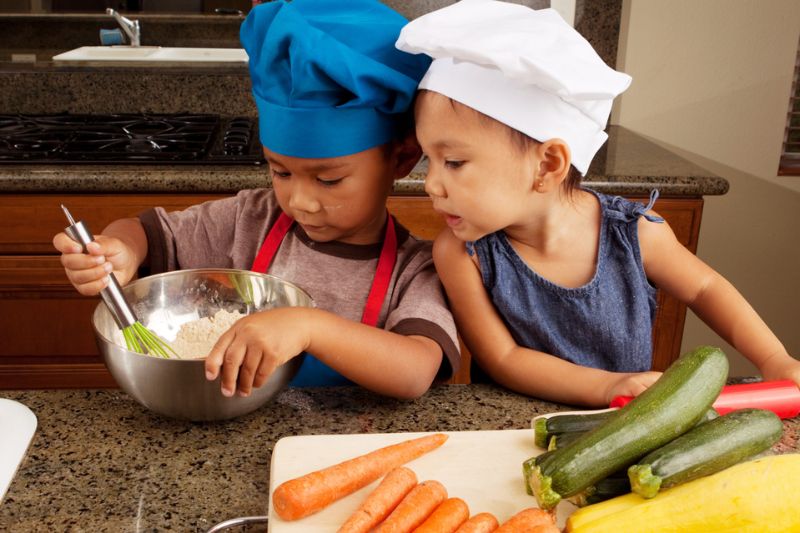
{"left": 610, "top": 380, "right": 800, "bottom": 419}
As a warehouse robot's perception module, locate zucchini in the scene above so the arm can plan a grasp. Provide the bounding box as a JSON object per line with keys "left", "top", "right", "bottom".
{"left": 548, "top": 431, "right": 586, "bottom": 451}
{"left": 535, "top": 406, "right": 719, "bottom": 449}
{"left": 547, "top": 407, "right": 719, "bottom": 452}
{"left": 569, "top": 472, "right": 631, "bottom": 507}
{"left": 694, "top": 406, "right": 721, "bottom": 424}
{"left": 584, "top": 476, "right": 631, "bottom": 506}
{"left": 522, "top": 450, "right": 557, "bottom": 495}
{"left": 527, "top": 345, "right": 729, "bottom": 510}
{"left": 628, "top": 408, "right": 782, "bottom": 498}
{"left": 534, "top": 410, "right": 617, "bottom": 448}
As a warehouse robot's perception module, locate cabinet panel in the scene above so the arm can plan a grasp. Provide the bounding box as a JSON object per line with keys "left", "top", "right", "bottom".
{"left": 0, "top": 193, "right": 703, "bottom": 387}
{"left": 388, "top": 196, "right": 445, "bottom": 241}
{"left": 0, "top": 194, "right": 226, "bottom": 254}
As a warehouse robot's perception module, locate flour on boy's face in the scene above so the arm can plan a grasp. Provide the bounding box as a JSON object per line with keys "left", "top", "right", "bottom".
{"left": 415, "top": 92, "right": 540, "bottom": 242}
{"left": 263, "top": 146, "right": 395, "bottom": 246}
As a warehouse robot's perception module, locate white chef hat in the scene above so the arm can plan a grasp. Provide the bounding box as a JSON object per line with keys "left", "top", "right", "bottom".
{"left": 396, "top": 0, "right": 632, "bottom": 175}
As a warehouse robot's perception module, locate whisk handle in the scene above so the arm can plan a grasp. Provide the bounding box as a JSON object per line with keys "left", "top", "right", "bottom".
{"left": 64, "top": 216, "right": 138, "bottom": 329}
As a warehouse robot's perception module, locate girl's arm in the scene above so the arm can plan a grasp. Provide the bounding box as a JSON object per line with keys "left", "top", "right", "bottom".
{"left": 205, "top": 306, "right": 443, "bottom": 400}
{"left": 638, "top": 212, "right": 799, "bottom": 385}
{"left": 433, "top": 229, "right": 659, "bottom": 406}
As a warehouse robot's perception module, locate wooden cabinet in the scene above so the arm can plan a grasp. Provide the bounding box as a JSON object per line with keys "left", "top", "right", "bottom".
{"left": 0, "top": 193, "right": 702, "bottom": 389}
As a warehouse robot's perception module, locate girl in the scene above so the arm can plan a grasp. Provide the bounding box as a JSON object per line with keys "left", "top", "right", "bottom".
{"left": 396, "top": 0, "right": 800, "bottom": 406}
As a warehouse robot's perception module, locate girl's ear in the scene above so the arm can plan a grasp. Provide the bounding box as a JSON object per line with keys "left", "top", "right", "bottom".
{"left": 534, "top": 138, "right": 571, "bottom": 192}
{"left": 391, "top": 132, "right": 424, "bottom": 179}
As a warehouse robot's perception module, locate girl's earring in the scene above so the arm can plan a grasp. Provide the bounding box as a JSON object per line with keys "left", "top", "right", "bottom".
{"left": 536, "top": 179, "right": 545, "bottom": 190}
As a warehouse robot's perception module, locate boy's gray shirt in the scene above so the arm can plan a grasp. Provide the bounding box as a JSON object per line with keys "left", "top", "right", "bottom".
{"left": 139, "top": 188, "right": 460, "bottom": 379}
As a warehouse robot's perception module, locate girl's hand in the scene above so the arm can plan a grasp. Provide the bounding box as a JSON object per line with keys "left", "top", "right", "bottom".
{"left": 604, "top": 371, "right": 662, "bottom": 404}
{"left": 53, "top": 232, "right": 136, "bottom": 295}
{"left": 204, "top": 307, "right": 314, "bottom": 397}
{"left": 759, "top": 352, "right": 800, "bottom": 389}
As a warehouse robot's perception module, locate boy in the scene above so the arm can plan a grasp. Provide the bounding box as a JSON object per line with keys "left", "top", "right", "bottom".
{"left": 53, "top": 0, "right": 459, "bottom": 400}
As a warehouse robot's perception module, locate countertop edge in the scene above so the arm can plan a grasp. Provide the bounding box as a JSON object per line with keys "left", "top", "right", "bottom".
{"left": 0, "top": 167, "right": 730, "bottom": 197}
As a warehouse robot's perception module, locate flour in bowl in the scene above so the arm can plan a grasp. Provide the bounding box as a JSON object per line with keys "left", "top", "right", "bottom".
{"left": 170, "top": 309, "right": 245, "bottom": 359}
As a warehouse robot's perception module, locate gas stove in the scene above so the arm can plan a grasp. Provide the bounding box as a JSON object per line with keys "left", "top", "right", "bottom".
{"left": 0, "top": 113, "right": 264, "bottom": 165}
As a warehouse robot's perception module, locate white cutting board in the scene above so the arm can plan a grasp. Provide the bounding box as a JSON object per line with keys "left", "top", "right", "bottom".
{"left": 0, "top": 399, "right": 37, "bottom": 504}
{"left": 268, "top": 429, "right": 577, "bottom": 531}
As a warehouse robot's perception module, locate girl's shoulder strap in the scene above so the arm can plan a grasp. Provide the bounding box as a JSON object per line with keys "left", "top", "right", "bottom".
{"left": 465, "top": 240, "right": 476, "bottom": 256}
{"left": 595, "top": 188, "right": 664, "bottom": 224}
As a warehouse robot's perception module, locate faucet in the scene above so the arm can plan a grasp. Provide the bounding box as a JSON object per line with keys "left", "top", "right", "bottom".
{"left": 106, "top": 8, "right": 141, "bottom": 47}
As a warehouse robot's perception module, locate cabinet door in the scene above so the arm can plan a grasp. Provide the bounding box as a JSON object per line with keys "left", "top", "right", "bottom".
{"left": 0, "top": 194, "right": 226, "bottom": 388}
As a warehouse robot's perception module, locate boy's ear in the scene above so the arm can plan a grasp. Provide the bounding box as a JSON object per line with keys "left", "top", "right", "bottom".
{"left": 534, "top": 138, "right": 571, "bottom": 192}
{"left": 391, "top": 133, "right": 423, "bottom": 179}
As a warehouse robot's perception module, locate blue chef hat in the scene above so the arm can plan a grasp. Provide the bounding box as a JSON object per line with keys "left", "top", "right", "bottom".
{"left": 240, "top": 0, "right": 431, "bottom": 158}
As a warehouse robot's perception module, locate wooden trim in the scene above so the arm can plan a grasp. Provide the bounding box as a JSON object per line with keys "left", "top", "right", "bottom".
{"left": 447, "top": 340, "right": 471, "bottom": 385}
{"left": 0, "top": 363, "right": 117, "bottom": 389}
{"left": 778, "top": 161, "right": 800, "bottom": 176}
{"left": 779, "top": 37, "right": 799, "bottom": 176}
{"left": 0, "top": 193, "right": 228, "bottom": 254}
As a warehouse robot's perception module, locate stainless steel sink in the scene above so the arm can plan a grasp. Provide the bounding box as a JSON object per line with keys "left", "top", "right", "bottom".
{"left": 52, "top": 46, "right": 248, "bottom": 63}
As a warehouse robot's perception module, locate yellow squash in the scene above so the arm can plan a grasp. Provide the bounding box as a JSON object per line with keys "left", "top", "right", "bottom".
{"left": 566, "top": 454, "right": 800, "bottom": 532}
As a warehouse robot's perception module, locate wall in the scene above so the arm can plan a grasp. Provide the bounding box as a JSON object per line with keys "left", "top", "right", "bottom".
{"left": 614, "top": 0, "right": 800, "bottom": 375}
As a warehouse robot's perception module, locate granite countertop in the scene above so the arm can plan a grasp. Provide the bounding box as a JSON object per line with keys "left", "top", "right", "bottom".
{"left": 0, "top": 126, "right": 728, "bottom": 197}
{"left": 0, "top": 384, "right": 798, "bottom": 532}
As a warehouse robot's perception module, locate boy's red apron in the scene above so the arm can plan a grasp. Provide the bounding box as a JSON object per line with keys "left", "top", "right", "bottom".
{"left": 251, "top": 211, "right": 397, "bottom": 386}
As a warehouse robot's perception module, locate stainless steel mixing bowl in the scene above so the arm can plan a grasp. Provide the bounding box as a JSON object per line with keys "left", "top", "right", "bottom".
{"left": 92, "top": 268, "right": 314, "bottom": 421}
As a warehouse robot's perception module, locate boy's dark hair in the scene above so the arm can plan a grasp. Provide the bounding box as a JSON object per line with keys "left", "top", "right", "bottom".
{"left": 380, "top": 108, "right": 418, "bottom": 159}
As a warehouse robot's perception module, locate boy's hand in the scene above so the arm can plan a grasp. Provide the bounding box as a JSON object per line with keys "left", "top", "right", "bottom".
{"left": 204, "top": 307, "right": 314, "bottom": 397}
{"left": 53, "top": 232, "right": 136, "bottom": 296}
{"left": 604, "top": 371, "right": 662, "bottom": 405}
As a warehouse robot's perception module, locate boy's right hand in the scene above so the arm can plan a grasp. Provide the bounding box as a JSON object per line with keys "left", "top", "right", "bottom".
{"left": 53, "top": 233, "right": 135, "bottom": 296}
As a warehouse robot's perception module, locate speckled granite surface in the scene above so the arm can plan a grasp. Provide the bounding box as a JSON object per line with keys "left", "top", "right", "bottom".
{"left": 0, "top": 126, "right": 728, "bottom": 196}
{"left": 0, "top": 384, "right": 797, "bottom": 532}
{"left": 2, "top": 68, "right": 256, "bottom": 115}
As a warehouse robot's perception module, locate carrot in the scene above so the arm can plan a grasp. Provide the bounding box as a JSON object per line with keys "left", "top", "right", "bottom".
{"left": 454, "top": 513, "right": 500, "bottom": 533}
{"left": 495, "top": 508, "right": 557, "bottom": 532}
{"left": 374, "top": 480, "right": 448, "bottom": 533}
{"left": 413, "top": 497, "right": 470, "bottom": 533}
{"left": 272, "top": 433, "right": 448, "bottom": 521}
{"left": 337, "top": 467, "right": 418, "bottom": 533}
{"left": 528, "top": 527, "right": 559, "bottom": 533}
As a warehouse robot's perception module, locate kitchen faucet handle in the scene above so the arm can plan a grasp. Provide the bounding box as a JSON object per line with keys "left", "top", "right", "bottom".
{"left": 106, "top": 8, "right": 141, "bottom": 47}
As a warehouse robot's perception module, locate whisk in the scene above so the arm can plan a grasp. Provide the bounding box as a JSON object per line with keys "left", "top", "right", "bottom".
{"left": 61, "top": 205, "right": 177, "bottom": 358}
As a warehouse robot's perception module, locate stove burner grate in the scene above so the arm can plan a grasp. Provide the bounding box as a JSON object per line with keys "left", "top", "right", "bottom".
{"left": 0, "top": 113, "right": 263, "bottom": 164}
